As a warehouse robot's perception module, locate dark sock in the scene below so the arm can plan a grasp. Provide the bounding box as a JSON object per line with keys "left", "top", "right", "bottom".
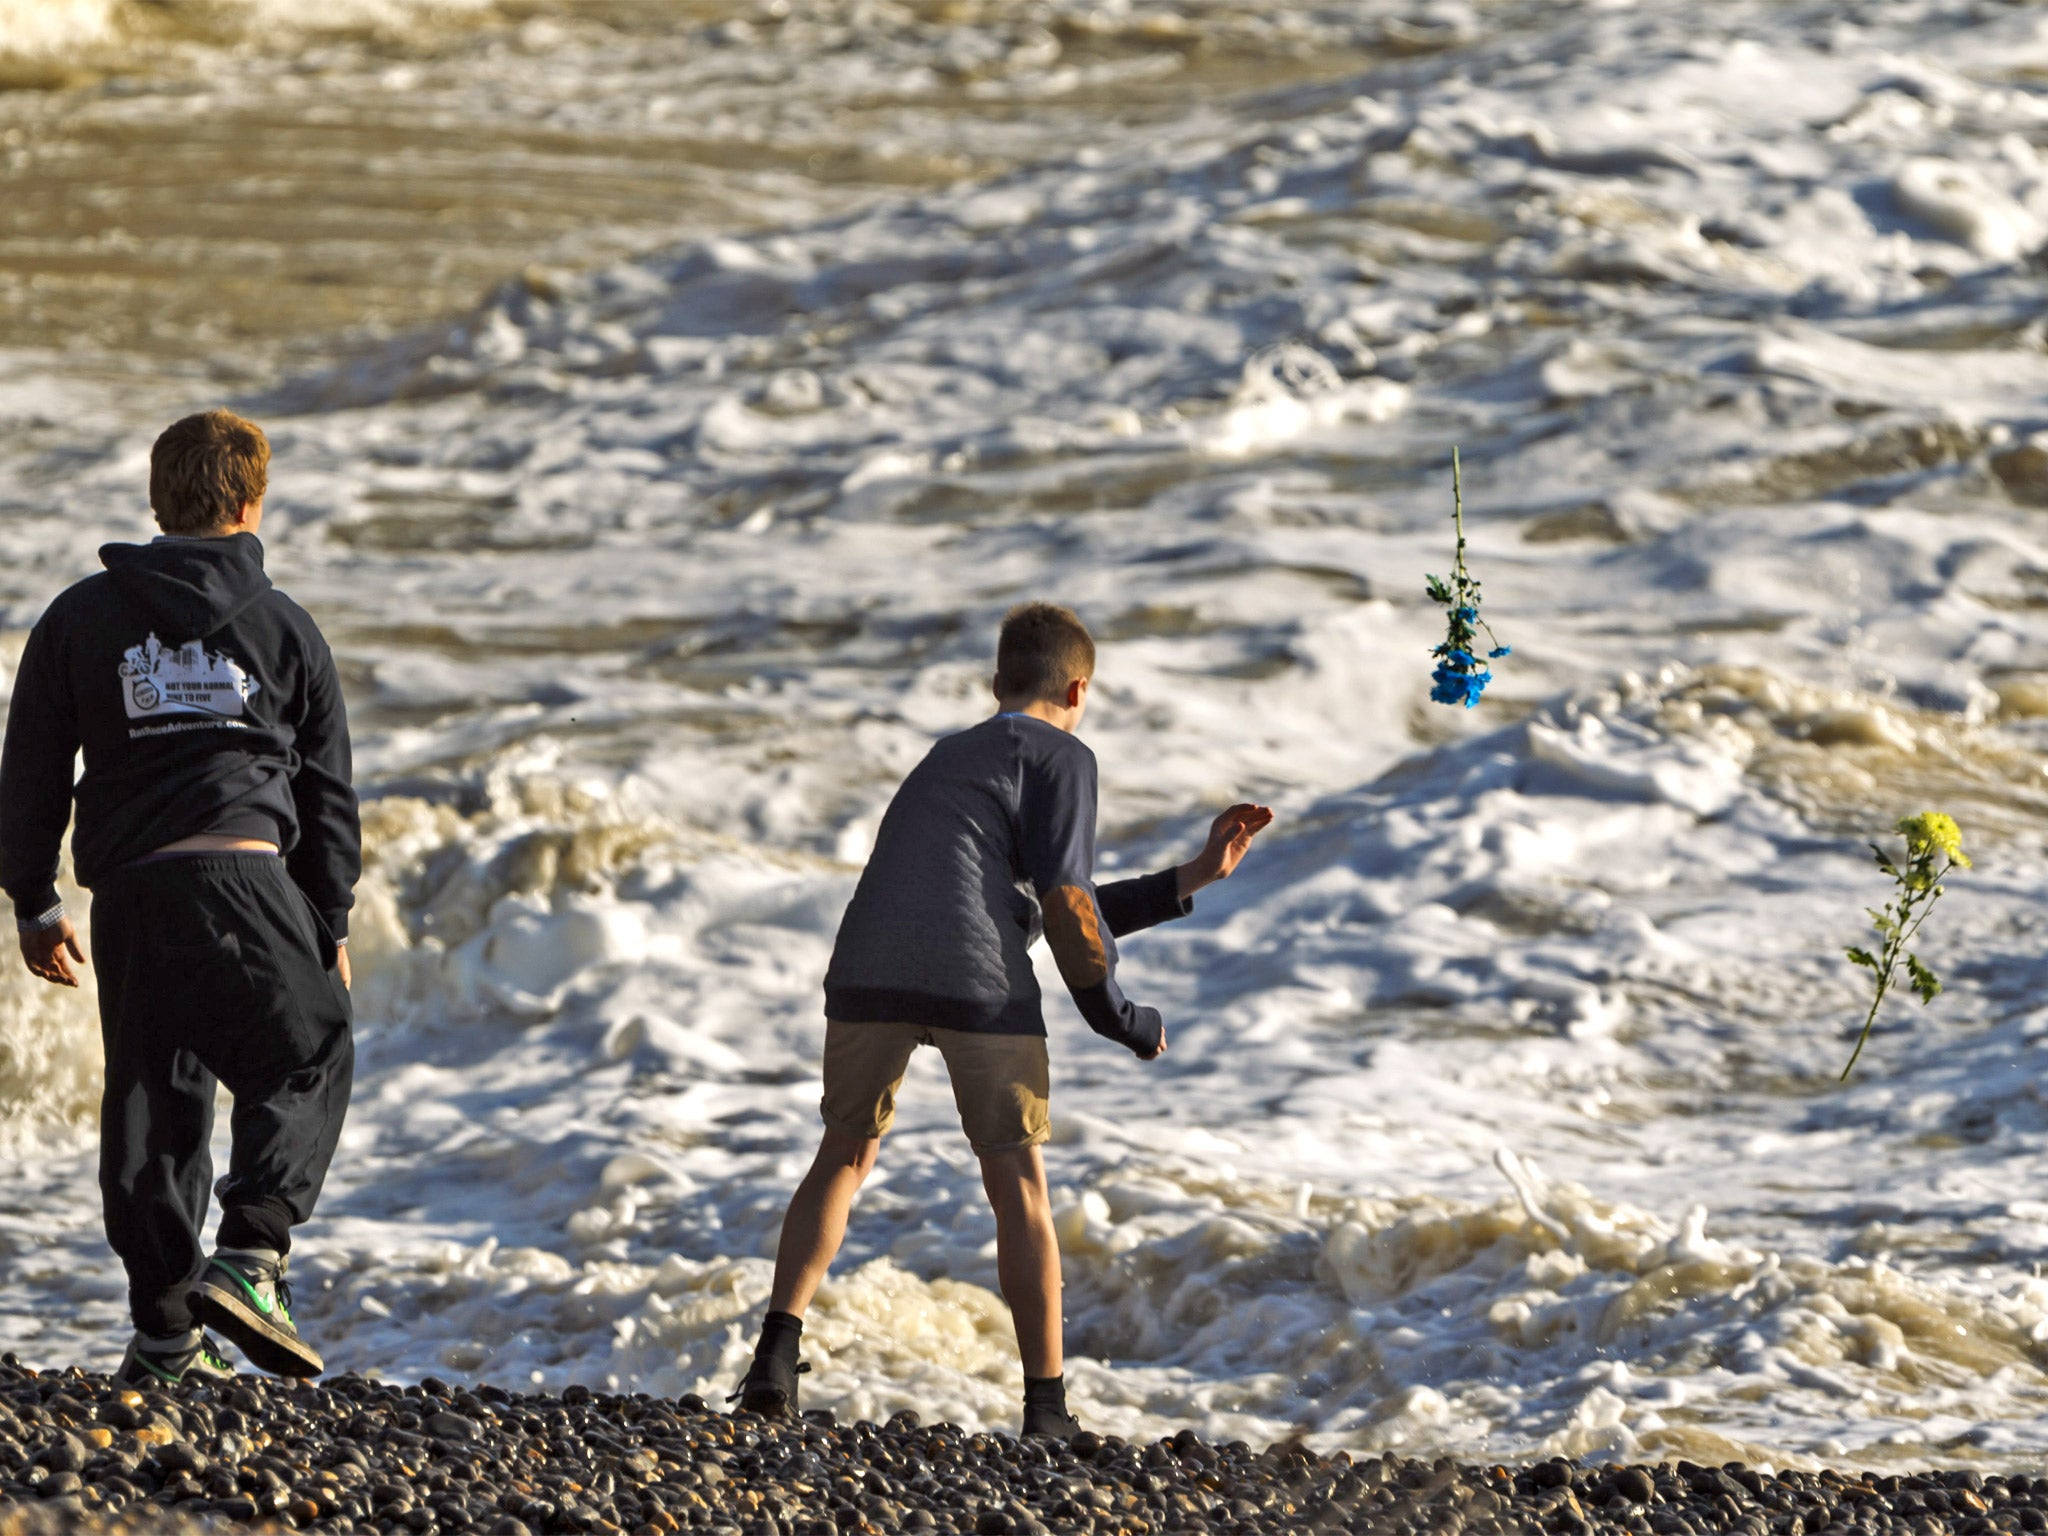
{"left": 136, "top": 1289, "right": 195, "bottom": 1338}
{"left": 756, "top": 1310, "right": 803, "bottom": 1365}
{"left": 1023, "top": 1375, "right": 1066, "bottom": 1412}
{"left": 217, "top": 1197, "right": 294, "bottom": 1256}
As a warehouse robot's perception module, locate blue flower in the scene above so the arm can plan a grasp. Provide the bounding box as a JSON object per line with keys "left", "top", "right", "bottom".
{"left": 1425, "top": 452, "right": 1508, "bottom": 708}
{"left": 1489, "top": 646, "right": 1512, "bottom": 658}
{"left": 1430, "top": 662, "right": 1491, "bottom": 708}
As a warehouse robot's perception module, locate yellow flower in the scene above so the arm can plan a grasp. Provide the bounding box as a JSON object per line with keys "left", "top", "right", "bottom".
{"left": 1897, "top": 811, "right": 1970, "bottom": 868}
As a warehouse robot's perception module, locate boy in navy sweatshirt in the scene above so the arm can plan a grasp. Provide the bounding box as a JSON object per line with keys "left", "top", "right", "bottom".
{"left": 734, "top": 602, "right": 1272, "bottom": 1437}
{"left": 0, "top": 410, "right": 359, "bottom": 1386}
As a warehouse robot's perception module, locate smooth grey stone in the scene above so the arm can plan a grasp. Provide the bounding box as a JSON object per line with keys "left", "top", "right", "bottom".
{"left": 34, "top": 1433, "right": 87, "bottom": 1473}
{"left": 429, "top": 1409, "right": 485, "bottom": 1442}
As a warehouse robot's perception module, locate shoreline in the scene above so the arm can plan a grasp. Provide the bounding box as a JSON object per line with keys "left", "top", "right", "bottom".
{"left": 0, "top": 1357, "right": 2030, "bottom": 1536}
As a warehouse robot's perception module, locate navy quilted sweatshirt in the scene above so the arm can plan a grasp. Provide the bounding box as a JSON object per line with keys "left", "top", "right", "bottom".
{"left": 823, "top": 713, "right": 1187, "bottom": 1056}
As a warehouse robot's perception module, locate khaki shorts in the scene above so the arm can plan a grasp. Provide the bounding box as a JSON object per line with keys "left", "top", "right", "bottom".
{"left": 820, "top": 1019, "right": 1050, "bottom": 1154}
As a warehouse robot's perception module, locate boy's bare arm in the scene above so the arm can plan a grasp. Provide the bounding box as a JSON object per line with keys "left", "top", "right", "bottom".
{"left": 1176, "top": 803, "right": 1274, "bottom": 899}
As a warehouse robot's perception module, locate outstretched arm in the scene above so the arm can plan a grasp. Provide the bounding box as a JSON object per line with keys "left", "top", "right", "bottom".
{"left": 1095, "top": 802, "right": 1276, "bottom": 937}
{"left": 1094, "top": 867, "right": 1186, "bottom": 938}
{"left": 1175, "top": 802, "right": 1273, "bottom": 900}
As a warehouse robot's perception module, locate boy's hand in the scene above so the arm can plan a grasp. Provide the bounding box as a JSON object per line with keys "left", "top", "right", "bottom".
{"left": 336, "top": 944, "right": 352, "bottom": 991}
{"left": 1176, "top": 803, "right": 1275, "bottom": 900}
{"left": 20, "top": 919, "right": 85, "bottom": 987}
{"left": 1139, "top": 1024, "right": 1168, "bottom": 1061}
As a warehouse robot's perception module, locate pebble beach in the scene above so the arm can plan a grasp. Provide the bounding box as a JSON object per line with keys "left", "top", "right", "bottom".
{"left": 12, "top": 0, "right": 2048, "bottom": 1477}
{"left": 0, "top": 1357, "right": 2039, "bottom": 1536}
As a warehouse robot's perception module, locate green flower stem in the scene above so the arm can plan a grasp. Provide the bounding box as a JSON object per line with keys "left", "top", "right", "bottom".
{"left": 1427, "top": 447, "right": 1504, "bottom": 658}
{"left": 1452, "top": 445, "right": 1467, "bottom": 576}
{"left": 1840, "top": 853, "right": 1957, "bottom": 1081}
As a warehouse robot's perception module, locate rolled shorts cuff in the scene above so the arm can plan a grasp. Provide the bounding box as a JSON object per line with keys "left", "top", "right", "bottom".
{"left": 962, "top": 1124, "right": 1051, "bottom": 1155}
{"left": 817, "top": 1103, "right": 1047, "bottom": 1153}
{"left": 819, "top": 1102, "right": 894, "bottom": 1141}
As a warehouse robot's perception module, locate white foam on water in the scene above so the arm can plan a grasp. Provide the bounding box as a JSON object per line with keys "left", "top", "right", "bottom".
{"left": 8, "top": 0, "right": 2048, "bottom": 1469}
{"left": 1893, "top": 158, "right": 2044, "bottom": 265}
{"left": 0, "top": 0, "right": 496, "bottom": 63}
{"left": 0, "top": 0, "right": 119, "bottom": 61}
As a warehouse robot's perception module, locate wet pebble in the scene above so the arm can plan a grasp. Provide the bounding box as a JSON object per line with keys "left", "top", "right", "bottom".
{"left": 0, "top": 1353, "right": 2031, "bottom": 1535}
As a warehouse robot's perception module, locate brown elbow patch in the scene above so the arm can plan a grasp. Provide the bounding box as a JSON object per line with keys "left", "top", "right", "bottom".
{"left": 1042, "top": 884, "right": 1109, "bottom": 990}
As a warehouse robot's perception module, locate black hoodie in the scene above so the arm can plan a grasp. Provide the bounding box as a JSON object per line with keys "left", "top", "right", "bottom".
{"left": 0, "top": 533, "right": 359, "bottom": 939}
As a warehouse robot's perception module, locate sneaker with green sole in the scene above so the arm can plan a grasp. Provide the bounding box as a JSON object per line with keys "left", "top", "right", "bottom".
{"left": 114, "top": 1331, "right": 235, "bottom": 1388}
{"left": 187, "top": 1250, "right": 324, "bottom": 1378}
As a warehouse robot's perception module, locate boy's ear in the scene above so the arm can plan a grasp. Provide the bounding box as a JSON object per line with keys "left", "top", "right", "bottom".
{"left": 1067, "top": 677, "right": 1089, "bottom": 709}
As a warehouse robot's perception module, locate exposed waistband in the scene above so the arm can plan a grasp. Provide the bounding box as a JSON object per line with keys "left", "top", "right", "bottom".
{"left": 108, "top": 847, "right": 282, "bottom": 884}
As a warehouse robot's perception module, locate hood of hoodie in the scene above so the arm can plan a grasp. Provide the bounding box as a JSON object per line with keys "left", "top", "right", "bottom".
{"left": 99, "top": 533, "right": 274, "bottom": 642}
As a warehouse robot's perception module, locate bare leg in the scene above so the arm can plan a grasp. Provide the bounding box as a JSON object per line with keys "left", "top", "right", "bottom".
{"left": 979, "top": 1144, "right": 1063, "bottom": 1378}
{"left": 768, "top": 1127, "right": 880, "bottom": 1316}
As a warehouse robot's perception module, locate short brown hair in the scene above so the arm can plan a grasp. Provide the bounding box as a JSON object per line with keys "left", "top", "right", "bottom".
{"left": 150, "top": 410, "right": 270, "bottom": 534}
{"left": 995, "top": 603, "right": 1095, "bottom": 702}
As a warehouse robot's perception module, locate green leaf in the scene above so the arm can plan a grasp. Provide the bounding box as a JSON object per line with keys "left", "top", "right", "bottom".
{"left": 1870, "top": 846, "right": 1899, "bottom": 877}
{"left": 1905, "top": 953, "right": 1942, "bottom": 1005}
{"left": 1845, "top": 946, "right": 1880, "bottom": 971}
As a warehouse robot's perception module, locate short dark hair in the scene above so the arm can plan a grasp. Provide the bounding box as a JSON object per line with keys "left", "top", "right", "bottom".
{"left": 995, "top": 603, "right": 1096, "bottom": 702}
{"left": 150, "top": 410, "right": 270, "bottom": 534}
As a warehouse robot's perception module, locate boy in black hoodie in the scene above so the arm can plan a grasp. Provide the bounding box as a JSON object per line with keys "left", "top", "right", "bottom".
{"left": 0, "top": 410, "right": 359, "bottom": 1387}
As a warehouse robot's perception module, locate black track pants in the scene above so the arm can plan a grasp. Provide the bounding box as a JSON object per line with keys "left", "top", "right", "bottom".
{"left": 90, "top": 853, "right": 353, "bottom": 1336}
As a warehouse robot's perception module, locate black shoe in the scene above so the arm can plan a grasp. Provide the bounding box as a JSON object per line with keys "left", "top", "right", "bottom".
{"left": 1022, "top": 1401, "right": 1084, "bottom": 1440}
{"left": 114, "top": 1331, "right": 235, "bottom": 1388}
{"left": 187, "top": 1250, "right": 324, "bottom": 1378}
{"left": 729, "top": 1355, "right": 809, "bottom": 1418}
